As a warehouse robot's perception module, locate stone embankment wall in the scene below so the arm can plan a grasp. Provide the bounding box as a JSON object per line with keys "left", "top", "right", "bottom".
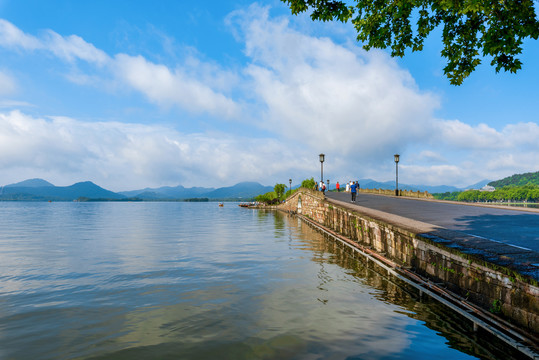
{"left": 279, "top": 188, "right": 538, "bottom": 335}
{"left": 358, "top": 188, "right": 434, "bottom": 199}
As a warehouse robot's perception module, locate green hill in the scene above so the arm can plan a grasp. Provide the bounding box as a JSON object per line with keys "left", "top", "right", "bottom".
{"left": 203, "top": 182, "right": 274, "bottom": 199}
{"left": 488, "top": 171, "right": 539, "bottom": 188}
{"left": 1, "top": 181, "right": 125, "bottom": 201}
{"left": 5, "top": 178, "right": 54, "bottom": 187}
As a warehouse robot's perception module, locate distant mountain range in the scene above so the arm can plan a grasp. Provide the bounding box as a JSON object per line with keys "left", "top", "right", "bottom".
{"left": 118, "top": 181, "right": 273, "bottom": 200}
{"left": 119, "top": 185, "right": 214, "bottom": 200}
{"left": 0, "top": 176, "right": 503, "bottom": 202}
{"left": 0, "top": 179, "right": 274, "bottom": 201}
{"left": 0, "top": 179, "right": 125, "bottom": 201}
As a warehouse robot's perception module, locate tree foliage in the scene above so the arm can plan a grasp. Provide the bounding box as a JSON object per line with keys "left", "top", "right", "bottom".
{"left": 435, "top": 184, "right": 539, "bottom": 202}
{"left": 301, "top": 177, "right": 317, "bottom": 189}
{"left": 281, "top": 0, "right": 539, "bottom": 85}
{"left": 255, "top": 191, "right": 281, "bottom": 204}
{"left": 433, "top": 191, "right": 461, "bottom": 201}
{"left": 255, "top": 178, "right": 318, "bottom": 204}
{"left": 274, "top": 183, "right": 287, "bottom": 198}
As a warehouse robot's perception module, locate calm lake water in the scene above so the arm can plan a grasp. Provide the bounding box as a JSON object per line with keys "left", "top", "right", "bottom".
{"left": 0, "top": 202, "right": 520, "bottom": 359}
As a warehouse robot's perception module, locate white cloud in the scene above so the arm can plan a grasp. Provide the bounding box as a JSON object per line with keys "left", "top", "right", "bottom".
{"left": 435, "top": 120, "right": 507, "bottom": 150}
{"left": 398, "top": 164, "right": 467, "bottom": 187}
{"left": 1, "top": 13, "right": 538, "bottom": 189}
{"left": 0, "top": 19, "right": 243, "bottom": 119}
{"left": 503, "top": 122, "right": 539, "bottom": 147}
{"left": 44, "top": 31, "right": 110, "bottom": 65}
{"left": 0, "top": 19, "right": 108, "bottom": 65}
{"left": 433, "top": 119, "right": 539, "bottom": 156}
{"left": 113, "top": 54, "right": 241, "bottom": 119}
{"left": 401, "top": 121, "right": 539, "bottom": 186}
{"left": 0, "top": 19, "right": 42, "bottom": 49}
{"left": 0, "top": 13, "right": 440, "bottom": 156}
{"left": 229, "top": 5, "right": 440, "bottom": 157}
{"left": 0, "top": 99, "right": 33, "bottom": 108}
{"left": 0, "top": 110, "right": 311, "bottom": 190}
{"left": 417, "top": 150, "right": 447, "bottom": 163}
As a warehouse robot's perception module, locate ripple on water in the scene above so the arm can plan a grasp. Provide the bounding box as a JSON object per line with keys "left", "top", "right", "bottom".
{"left": 0, "top": 202, "right": 523, "bottom": 359}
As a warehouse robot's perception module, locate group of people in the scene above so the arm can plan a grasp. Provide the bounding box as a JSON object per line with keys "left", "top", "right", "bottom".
{"left": 317, "top": 180, "right": 360, "bottom": 202}
{"left": 337, "top": 181, "right": 360, "bottom": 202}
{"left": 316, "top": 181, "right": 327, "bottom": 194}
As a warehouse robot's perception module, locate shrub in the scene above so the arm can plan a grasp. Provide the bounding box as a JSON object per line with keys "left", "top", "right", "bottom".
{"left": 301, "top": 177, "right": 316, "bottom": 189}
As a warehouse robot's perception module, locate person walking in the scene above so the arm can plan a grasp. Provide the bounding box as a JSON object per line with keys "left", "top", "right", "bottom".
{"left": 336, "top": 182, "right": 340, "bottom": 192}
{"left": 345, "top": 182, "right": 350, "bottom": 192}
{"left": 350, "top": 181, "right": 358, "bottom": 202}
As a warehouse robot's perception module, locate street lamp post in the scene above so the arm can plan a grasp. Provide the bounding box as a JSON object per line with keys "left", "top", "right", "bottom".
{"left": 319, "top": 153, "right": 325, "bottom": 186}
{"left": 289, "top": 178, "right": 292, "bottom": 194}
{"left": 394, "top": 154, "right": 400, "bottom": 196}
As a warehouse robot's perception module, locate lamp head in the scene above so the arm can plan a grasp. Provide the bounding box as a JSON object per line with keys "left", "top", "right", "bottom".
{"left": 394, "top": 154, "right": 400, "bottom": 163}
{"left": 319, "top": 153, "right": 325, "bottom": 163}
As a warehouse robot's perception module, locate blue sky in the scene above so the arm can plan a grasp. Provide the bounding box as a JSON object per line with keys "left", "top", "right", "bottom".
{"left": 1, "top": 0, "right": 538, "bottom": 191}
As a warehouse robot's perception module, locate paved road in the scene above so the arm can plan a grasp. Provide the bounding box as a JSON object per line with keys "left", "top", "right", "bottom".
{"left": 326, "top": 191, "right": 539, "bottom": 253}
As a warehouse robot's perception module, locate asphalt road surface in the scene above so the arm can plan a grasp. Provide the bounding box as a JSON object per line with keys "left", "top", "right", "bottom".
{"left": 326, "top": 191, "right": 539, "bottom": 253}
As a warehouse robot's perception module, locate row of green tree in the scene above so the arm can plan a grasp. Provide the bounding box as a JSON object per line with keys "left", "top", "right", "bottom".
{"left": 434, "top": 184, "right": 539, "bottom": 203}
{"left": 255, "top": 178, "right": 317, "bottom": 204}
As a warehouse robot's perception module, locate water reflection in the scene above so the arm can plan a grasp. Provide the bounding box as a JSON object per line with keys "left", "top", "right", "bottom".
{"left": 0, "top": 203, "right": 523, "bottom": 360}
{"left": 286, "top": 212, "right": 524, "bottom": 360}
{"left": 499, "top": 203, "right": 539, "bottom": 209}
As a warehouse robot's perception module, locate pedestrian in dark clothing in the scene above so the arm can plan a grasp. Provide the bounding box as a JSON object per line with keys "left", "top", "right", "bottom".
{"left": 350, "top": 181, "right": 358, "bottom": 202}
